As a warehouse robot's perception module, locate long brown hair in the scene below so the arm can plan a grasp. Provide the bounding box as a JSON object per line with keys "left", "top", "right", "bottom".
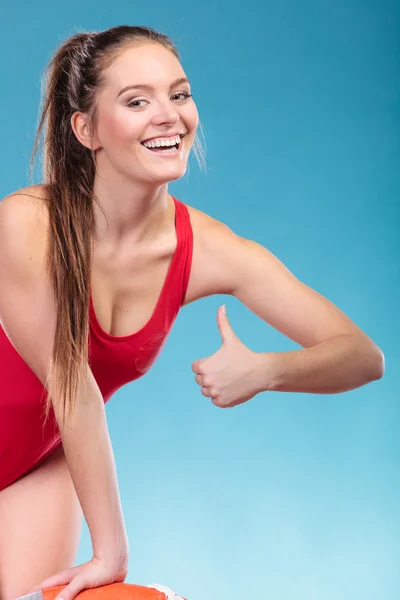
{"left": 30, "top": 25, "right": 206, "bottom": 428}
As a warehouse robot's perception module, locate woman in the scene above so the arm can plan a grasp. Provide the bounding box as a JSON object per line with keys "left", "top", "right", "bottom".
{"left": 0, "top": 25, "right": 384, "bottom": 600}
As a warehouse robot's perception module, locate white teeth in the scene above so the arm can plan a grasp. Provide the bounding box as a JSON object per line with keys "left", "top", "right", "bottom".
{"left": 142, "top": 135, "right": 181, "bottom": 149}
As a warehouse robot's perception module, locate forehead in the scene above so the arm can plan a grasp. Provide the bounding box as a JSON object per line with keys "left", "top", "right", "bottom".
{"left": 102, "top": 43, "right": 185, "bottom": 90}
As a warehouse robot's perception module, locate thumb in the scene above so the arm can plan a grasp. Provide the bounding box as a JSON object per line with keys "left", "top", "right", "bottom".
{"left": 217, "top": 305, "right": 236, "bottom": 343}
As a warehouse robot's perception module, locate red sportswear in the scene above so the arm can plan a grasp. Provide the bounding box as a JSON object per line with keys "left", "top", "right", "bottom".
{"left": 0, "top": 197, "right": 193, "bottom": 491}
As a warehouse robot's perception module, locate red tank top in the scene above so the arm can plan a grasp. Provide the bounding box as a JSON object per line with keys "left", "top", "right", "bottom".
{"left": 0, "top": 197, "right": 193, "bottom": 491}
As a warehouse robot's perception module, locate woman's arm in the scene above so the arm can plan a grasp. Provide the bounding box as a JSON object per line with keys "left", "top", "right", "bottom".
{"left": 189, "top": 217, "right": 384, "bottom": 403}
{"left": 53, "top": 368, "right": 129, "bottom": 569}
{"left": 229, "top": 235, "right": 384, "bottom": 393}
{"left": 0, "top": 194, "right": 128, "bottom": 570}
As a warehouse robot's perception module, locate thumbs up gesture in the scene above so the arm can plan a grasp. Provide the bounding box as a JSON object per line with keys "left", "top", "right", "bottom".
{"left": 191, "top": 305, "right": 264, "bottom": 408}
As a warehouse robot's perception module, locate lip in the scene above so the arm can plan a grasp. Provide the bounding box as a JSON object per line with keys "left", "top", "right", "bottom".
{"left": 141, "top": 132, "right": 186, "bottom": 144}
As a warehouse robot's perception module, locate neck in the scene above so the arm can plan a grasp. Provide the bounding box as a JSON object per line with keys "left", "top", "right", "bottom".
{"left": 92, "top": 173, "right": 171, "bottom": 246}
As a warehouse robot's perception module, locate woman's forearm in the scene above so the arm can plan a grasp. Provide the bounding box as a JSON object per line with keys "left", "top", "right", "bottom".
{"left": 56, "top": 367, "right": 129, "bottom": 568}
{"left": 258, "top": 333, "right": 384, "bottom": 394}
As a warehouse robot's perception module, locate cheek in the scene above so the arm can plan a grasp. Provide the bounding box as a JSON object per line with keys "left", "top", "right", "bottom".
{"left": 98, "top": 108, "right": 143, "bottom": 147}
{"left": 187, "top": 103, "right": 199, "bottom": 131}
{"left": 184, "top": 106, "right": 199, "bottom": 147}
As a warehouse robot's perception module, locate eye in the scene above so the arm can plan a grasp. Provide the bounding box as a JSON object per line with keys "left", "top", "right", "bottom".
{"left": 172, "top": 91, "right": 193, "bottom": 101}
{"left": 127, "top": 98, "right": 148, "bottom": 108}
{"left": 127, "top": 91, "right": 193, "bottom": 109}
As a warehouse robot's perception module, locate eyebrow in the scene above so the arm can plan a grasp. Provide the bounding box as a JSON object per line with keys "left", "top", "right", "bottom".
{"left": 117, "top": 77, "right": 191, "bottom": 98}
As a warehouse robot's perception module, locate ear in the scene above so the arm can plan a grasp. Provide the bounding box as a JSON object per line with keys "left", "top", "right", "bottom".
{"left": 70, "top": 111, "right": 101, "bottom": 151}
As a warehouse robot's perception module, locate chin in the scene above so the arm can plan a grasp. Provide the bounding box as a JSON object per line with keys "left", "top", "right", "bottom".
{"left": 166, "top": 169, "right": 187, "bottom": 182}
{"left": 150, "top": 165, "right": 188, "bottom": 183}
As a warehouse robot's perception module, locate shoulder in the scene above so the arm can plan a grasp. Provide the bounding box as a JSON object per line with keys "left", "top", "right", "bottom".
{"left": 182, "top": 202, "right": 253, "bottom": 303}
{"left": 0, "top": 184, "right": 50, "bottom": 271}
{"left": 183, "top": 200, "right": 295, "bottom": 306}
{"left": 1, "top": 183, "right": 50, "bottom": 222}
{"left": 1, "top": 184, "right": 49, "bottom": 224}
{"left": 185, "top": 202, "right": 241, "bottom": 256}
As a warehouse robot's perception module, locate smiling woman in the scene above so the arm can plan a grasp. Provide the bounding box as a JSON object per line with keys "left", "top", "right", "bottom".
{"left": 0, "top": 25, "right": 205, "bottom": 600}
{"left": 0, "top": 22, "right": 384, "bottom": 600}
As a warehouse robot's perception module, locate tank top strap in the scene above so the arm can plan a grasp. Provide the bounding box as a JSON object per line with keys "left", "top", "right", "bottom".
{"left": 171, "top": 196, "right": 193, "bottom": 305}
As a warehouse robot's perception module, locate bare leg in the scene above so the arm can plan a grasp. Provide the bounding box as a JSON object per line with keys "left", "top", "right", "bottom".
{"left": 0, "top": 445, "right": 83, "bottom": 600}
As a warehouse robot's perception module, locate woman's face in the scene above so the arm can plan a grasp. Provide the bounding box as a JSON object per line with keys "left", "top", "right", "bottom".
{"left": 92, "top": 43, "right": 199, "bottom": 184}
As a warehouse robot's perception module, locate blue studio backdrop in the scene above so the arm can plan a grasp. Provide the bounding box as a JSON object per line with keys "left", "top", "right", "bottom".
{"left": 0, "top": 1, "right": 398, "bottom": 599}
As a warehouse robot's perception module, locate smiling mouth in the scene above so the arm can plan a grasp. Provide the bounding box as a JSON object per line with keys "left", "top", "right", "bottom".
{"left": 141, "top": 141, "right": 180, "bottom": 153}
{"left": 140, "top": 142, "right": 184, "bottom": 157}
{"left": 140, "top": 134, "right": 185, "bottom": 154}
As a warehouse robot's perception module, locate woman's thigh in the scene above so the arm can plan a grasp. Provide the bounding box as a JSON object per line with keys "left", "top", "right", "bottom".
{"left": 0, "top": 444, "right": 83, "bottom": 600}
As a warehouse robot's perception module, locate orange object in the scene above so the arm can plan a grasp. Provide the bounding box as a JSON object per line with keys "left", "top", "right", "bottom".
{"left": 17, "top": 582, "right": 187, "bottom": 600}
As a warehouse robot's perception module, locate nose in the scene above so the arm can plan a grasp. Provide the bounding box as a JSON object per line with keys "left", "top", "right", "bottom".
{"left": 151, "top": 98, "right": 180, "bottom": 126}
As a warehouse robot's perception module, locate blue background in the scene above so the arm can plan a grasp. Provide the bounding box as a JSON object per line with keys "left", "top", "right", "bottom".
{"left": 1, "top": 1, "right": 399, "bottom": 599}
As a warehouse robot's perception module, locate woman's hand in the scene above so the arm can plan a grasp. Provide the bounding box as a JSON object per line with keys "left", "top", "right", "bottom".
{"left": 26, "top": 555, "right": 128, "bottom": 600}
{"left": 191, "top": 305, "right": 268, "bottom": 408}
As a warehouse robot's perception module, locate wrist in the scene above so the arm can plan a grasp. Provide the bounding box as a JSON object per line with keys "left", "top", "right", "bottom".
{"left": 92, "top": 551, "right": 129, "bottom": 580}
{"left": 252, "top": 351, "right": 281, "bottom": 393}
{"left": 93, "top": 530, "right": 129, "bottom": 567}
{"left": 94, "top": 545, "right": 129, "bottom": 575}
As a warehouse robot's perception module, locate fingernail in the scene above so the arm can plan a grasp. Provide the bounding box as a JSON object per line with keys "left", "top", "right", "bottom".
{"left": 221, "top": 304, "right": 226, "bottom": 315}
